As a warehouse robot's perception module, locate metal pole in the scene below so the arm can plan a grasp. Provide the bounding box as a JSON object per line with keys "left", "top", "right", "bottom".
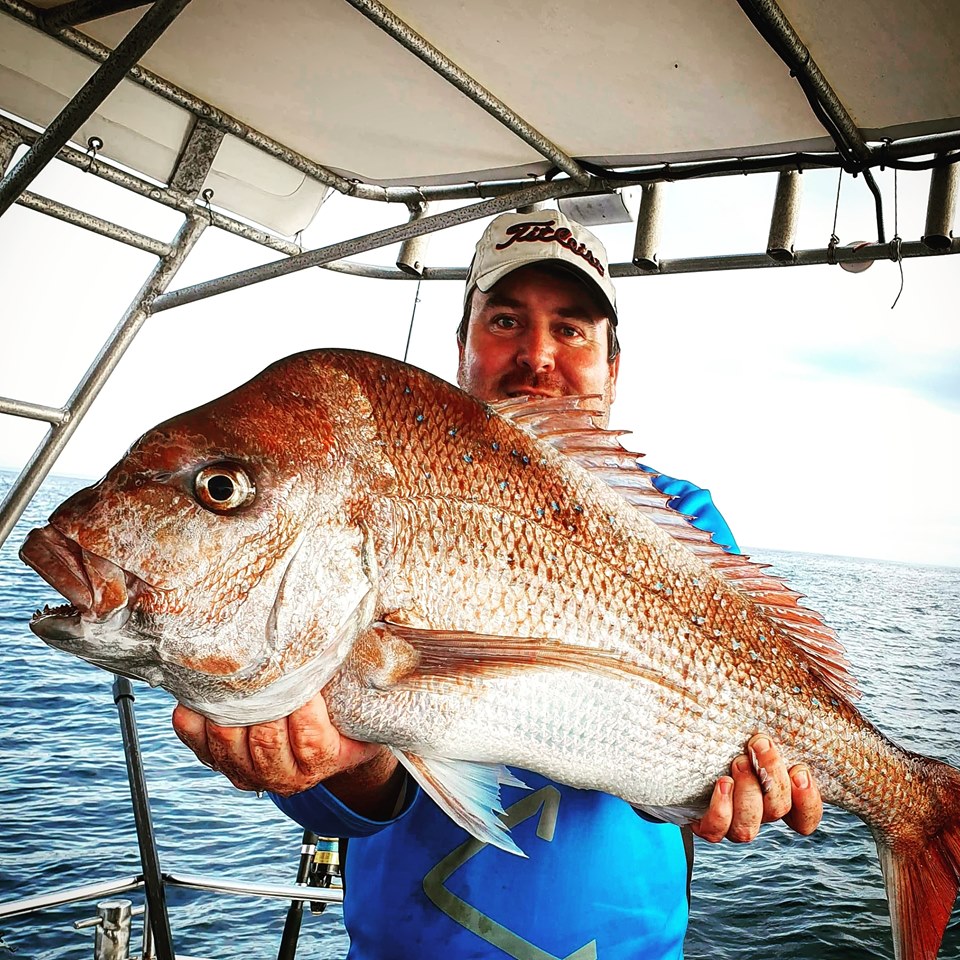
{"left": 0, "top": 877, "right": 143, "bottom": 921}
{"left": 150, "top": 177, "right": 584, "bottom": 312}
{"left": 163, "top": 872, "right": 343, "bottom": 905}
{"left": 922, "top": 161, "right": 959, "bottom": 250}
{"left": 735, "top": 0, "right": 870, "bottom": 166}
{"left": 632, "top": 182, "right": 665, "bottom": 270}
{"left": 341, "top": 0, "right": 591, "bottom": 186}
{"left": 16, "top": 191, "right": 172, "bottom": 256}
{"left": 113, "top": 678, "right": 175, "bottom": 960}
{"left": 766, "top": 169, "right": 802, "bottom": 261}
{"left": 610, "top": 236, "right": 960, "bottom": 277}
{"left": 0, "top": 0, "right": 193, "bottom": 218}
{"left": 0, "top": 397, "right": 68, "bottom": 424}
{"left": 0, "top": 214, "right": 206, "bottom": 551}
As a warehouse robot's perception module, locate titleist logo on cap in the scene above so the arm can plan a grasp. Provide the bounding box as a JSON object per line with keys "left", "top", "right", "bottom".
{"left": 495, "top": 220, "right": 605, "bottom": 277}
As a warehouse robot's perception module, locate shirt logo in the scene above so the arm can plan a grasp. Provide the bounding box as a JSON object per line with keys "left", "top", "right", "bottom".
{"left": 495, "top": 220, "right": 606, "bottom": 277}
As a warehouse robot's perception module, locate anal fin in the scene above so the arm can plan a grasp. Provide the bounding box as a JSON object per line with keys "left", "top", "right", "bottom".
{"left": 392, "top": 749, "right": 529, "bottom": 857}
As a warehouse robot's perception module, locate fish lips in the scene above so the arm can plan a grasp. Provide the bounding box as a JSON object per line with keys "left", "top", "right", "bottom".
{"left": 20, "top": 525, "right": 138, "bottom": 646}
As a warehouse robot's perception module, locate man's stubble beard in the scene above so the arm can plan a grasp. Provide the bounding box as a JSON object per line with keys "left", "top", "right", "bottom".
{"left": 456, "top": 357, "right": 614, "bottom": 428}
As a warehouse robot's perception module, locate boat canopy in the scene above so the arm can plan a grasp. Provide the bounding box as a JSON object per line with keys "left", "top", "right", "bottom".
{"left": 2, "top": 0, "right": 959, "bottom": 232}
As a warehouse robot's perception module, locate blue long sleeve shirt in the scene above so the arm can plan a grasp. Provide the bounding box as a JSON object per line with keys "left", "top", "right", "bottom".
{"left": 273, "top": 468, "right": 738, "bottom": 959}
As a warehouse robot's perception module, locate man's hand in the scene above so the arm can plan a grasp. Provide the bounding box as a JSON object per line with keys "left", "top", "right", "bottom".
{"left": 691, "top": 734, "right": 821, "bottom": 842}
{"left": 172, "top": 692, "right": 402, "bottom": 817}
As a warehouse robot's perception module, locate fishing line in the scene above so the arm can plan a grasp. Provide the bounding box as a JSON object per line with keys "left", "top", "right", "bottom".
{"left": 891, "top": 167, "right": 905, "bottom": 309}
{"left": 827, "top": 169, "right": 843, "bottom": 264}
{"left": 402, "top": 275, "right": 422, "bottom": 363}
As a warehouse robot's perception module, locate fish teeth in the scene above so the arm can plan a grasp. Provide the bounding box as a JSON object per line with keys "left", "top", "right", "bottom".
{"left": 31, "top": 602, "right": 78, "bottom": 620}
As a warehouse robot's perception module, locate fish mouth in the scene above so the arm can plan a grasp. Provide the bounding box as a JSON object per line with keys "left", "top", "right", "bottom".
{"left": 20, "top": 525, "right": 142, "bottom": 644}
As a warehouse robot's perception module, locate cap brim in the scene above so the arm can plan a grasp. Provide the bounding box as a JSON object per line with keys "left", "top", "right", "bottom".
{"left": 471, "top": 259, "right": 618, "bottom": 325}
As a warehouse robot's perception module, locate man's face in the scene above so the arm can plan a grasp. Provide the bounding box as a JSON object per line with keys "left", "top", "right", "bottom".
{"left": 457, "top": 265, "right": 620, "bottom": 423}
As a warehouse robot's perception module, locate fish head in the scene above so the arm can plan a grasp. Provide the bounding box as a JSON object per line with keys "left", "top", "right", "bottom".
{"left": 20, "top": 352, "right": 395, "bottom": 723}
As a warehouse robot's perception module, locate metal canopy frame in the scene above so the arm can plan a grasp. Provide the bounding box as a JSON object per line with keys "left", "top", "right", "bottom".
{"left": 0, "top": 1, "right": 958, "bottom": 954}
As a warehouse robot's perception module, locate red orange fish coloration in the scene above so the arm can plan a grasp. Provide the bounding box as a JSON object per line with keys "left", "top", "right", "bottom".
{"left": 20, "top": 349, "right": 960, "bottom": 960}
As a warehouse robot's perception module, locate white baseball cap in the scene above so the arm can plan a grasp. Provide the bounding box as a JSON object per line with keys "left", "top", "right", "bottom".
{"left": 464, "top": 210, "right": 618, "bottom": 324}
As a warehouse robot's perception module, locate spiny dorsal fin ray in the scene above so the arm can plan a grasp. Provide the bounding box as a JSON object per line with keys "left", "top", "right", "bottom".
{"left": 490, "top": 394, "right": 861, "bottom": 703}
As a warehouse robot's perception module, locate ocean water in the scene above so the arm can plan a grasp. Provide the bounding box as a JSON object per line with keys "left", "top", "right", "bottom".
{"left": 1, "top": 470, "right": 959, "bottom": 959}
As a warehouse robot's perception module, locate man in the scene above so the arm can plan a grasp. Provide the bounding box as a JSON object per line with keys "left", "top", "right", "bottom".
{"left": 174, "top": 210, "right": 821, "bottom": 958}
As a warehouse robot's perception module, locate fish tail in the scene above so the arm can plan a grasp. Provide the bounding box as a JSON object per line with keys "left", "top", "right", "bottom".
{"left": 875, "top": 757, "right": 960, "bottom": 960}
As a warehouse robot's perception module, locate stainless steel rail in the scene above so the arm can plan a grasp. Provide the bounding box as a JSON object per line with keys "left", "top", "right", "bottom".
{"left": 735, "top": 0, "right": 870, "bottom": 165}
{"left": 165, "top": 872, "right": 344, "bottom": 906}
{"left": 0, "top": 397, "right": 69, "bottom": 425}
{"left": 149, "top": 177, "right": 584, "bottom": 312}
{"left": 0, "top": 876, "right": 144, "bottom": 920}
{"left": 615, "top": 236, "right": 960, "bottom": 277}
{"left": 16, "top": 189, "right": 172, "bottom": 256}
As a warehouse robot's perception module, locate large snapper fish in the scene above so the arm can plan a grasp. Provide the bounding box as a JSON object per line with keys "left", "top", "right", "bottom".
{"left": 20, "top": 349, "right": 960, "bottom": 959}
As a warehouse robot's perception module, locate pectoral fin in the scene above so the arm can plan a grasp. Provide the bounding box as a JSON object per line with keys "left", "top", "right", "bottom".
{"left": 393, "top": 749, "right": 529, "bottom": 857}
{"left": 368, "top": 620, "right": 697, "bottom": 704}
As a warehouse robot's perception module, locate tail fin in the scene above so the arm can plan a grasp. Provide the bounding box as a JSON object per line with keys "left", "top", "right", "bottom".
{"left": 875, "top": 758, "right": 960, "bottom": 960}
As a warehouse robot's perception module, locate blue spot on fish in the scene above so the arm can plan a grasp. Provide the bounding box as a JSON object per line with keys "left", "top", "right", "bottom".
{"left": 415, "top": 413, "right": 425, "bottom": 423}
{"left": 491, "top": 441, "right": 500, "bottom": 452}
{"left": 732, "top": 638, "right": 741, "bottom": 650}
{"left": 536, "top": 507, "right": 545, "bottom": 517}
{"left": 499, "top": 481, "right": 508, "bottom": 491}
{"left": 792, "top": 685, "right": 802, "bottom": 694}
{"left": 463, "top": 454, "right": 473, "bottom": 463}
{"left": 550, "top": 501, "right": 560, "bottom": 511}
{"left": 448, "top": 427, "right": 458, "bottom": 436}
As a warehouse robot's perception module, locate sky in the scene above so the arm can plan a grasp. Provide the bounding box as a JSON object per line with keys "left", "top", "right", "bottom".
{"left": 2, "top": 156, "right": 959, "bottom": 567}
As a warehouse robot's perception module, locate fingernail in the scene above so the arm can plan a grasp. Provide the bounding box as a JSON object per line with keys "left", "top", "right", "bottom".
{"left": 718, "top": 778, "right": 733, "bottom": 798}
{"left": 733, "top": 756, "right": 751, "bottom": 774}
{"left": 752, "top": 736, "right": 772, "bottom": 754}
{"left": 792, "top": 767, "right": 810, "bottom": 789}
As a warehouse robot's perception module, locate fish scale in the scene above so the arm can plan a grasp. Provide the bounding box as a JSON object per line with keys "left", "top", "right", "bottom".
{"left": 18, "top": 348, "right": 960, "bottom": 960}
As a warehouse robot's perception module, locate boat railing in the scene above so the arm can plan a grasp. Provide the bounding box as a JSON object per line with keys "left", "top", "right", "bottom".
{"left": 0, "top": 872, "right": 344, "bottom": 960}
{"left": 0, "top": 677, "right": 344, "bottom": 960}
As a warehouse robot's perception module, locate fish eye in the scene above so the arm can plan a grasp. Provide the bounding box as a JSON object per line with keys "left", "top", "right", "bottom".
{"left": 194, "top": 462, "right": 256, "bottom": 513}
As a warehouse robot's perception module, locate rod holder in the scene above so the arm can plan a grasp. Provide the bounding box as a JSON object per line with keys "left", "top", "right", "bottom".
{"left": 767, "top": 170, "right": 802, "bottom": 262}
{"left": 632, "top": 182, "right": 664, "bottom": 270}
{"left": 396, "top": 202, "right": 433, "bottom": 276}
{"left": 922, "top": 161, "right": 958, "bottom": 250}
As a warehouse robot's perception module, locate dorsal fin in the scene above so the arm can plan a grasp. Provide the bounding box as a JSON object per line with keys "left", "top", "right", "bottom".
{"left": 490, "top": 395, "right": 861, "bottom": 703}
